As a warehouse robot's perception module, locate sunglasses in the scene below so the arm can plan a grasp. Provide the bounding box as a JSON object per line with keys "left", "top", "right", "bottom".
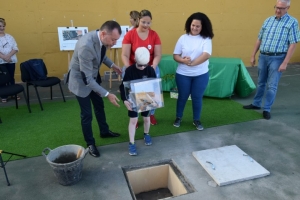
{"left": 136, "top": 64, "right": 147, "bottom": 68}
{"left": 0, "top": 18, "right": 5, "bottom": 21}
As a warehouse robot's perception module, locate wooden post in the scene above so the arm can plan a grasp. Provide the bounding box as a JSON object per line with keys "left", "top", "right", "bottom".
{"left": 109, "top": 48, "right": 121, "bottom": 88}
{"left": 68, "top": 51, "right": 71, "bottom": 67}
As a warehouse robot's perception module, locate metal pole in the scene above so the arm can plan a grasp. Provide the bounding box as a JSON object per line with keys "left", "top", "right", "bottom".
{"left": 0, "top": 151, "right": 11, "bottom": 186}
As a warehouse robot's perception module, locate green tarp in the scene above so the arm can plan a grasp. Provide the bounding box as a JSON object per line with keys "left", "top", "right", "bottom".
{"left": 159, "top": 55, "right": 256, "bottom": 98}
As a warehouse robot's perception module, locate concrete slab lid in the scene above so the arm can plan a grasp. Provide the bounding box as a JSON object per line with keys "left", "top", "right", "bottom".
{"left": 192, "top": 145, "right": 270, "bottom": 186}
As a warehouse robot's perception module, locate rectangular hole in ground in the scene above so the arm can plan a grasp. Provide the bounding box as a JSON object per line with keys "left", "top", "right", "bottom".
{"left": 122, "top": 159, "right": 195, "bottom": 200}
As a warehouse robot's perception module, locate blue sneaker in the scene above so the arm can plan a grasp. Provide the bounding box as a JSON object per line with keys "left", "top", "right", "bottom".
{"left": 144, "top": 134, "right": 152, "bottom": 146}
{"left": 128, "top": 143, "right": 137, "bottom": 156}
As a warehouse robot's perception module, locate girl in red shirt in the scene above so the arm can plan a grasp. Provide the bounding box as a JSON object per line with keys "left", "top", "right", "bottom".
{"left": 122, "top": 9, "right": 162, "bottom": 126}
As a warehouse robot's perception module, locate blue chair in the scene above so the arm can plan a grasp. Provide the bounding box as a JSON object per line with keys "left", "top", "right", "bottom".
{"left": 20, "top": 59, "right": 66, "bottom": 111}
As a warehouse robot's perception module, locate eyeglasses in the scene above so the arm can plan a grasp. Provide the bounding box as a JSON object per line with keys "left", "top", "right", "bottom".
{"left": 140, "top": 20, "right": 151, "bottom": 26}
{"left": 274, "top": 6, "right": 288, "bottom": 11}
{"left": 136, "top": 64, "right": 147, "bottom": 68}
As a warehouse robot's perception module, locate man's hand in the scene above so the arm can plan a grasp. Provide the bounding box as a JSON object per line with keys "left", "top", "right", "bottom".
{"left": 107, "top": 93, "right": 120, "bottom": 107}
{"left": 278, "top": 63, "right": 287, "bottom": 72}
{"left": 112, "top": 65, "right": 122, "bottom": 75}
{"left": 250, "top": 56, "right": 256, "bottom": 67}
{"left": 124, "top": 100, "right": 132, "bottom": 111}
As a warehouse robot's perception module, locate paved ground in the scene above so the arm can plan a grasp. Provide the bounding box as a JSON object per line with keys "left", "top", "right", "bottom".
{"left": 1, "top": 65, "right": 300, "bottom": 200}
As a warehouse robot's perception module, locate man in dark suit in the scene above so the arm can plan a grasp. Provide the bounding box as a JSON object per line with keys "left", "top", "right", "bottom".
{"left": 68, "top": 21, "right": 122, "bottom": 157}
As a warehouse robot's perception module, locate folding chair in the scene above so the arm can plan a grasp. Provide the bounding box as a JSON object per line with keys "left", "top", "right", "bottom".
{"left": 20, "top": 59, "right": 66, "bottom": 111}
{"left": 0, "top": 150, "right": 26, "bottom": 186}
{"left": 0, "top": 65, "right": 31, "bottom": 123}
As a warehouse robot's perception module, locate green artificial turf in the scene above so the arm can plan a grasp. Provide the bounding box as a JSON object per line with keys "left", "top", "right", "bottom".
{"left": 0, "top": 93, "right": 261, "bottom": 160}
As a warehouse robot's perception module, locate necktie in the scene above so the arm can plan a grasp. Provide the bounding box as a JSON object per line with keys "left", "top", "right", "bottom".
{"left": 97, "top": 45, "right": 106, "bottom": 84}
{"left": 100, "top": 45, "right": 106, "bottom": 63}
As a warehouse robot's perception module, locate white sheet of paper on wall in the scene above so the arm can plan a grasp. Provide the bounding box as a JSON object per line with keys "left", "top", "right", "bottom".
{"left": 57, "top": 27, "right": 88, "bottom": 51}
{"left": 192, "top": 145, "right": 270, "bottom": 186}
{"left": 112, "top": 25, "right": 130, "bottom": 49}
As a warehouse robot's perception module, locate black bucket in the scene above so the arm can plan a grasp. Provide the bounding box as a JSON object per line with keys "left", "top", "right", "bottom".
{"left": 42, "top": 145, "right": 88, "bottom": 186}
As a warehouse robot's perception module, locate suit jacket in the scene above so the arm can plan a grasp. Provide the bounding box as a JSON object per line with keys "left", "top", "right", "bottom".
{"left": 68, "top": 30, "right": 113, "bottom": 97}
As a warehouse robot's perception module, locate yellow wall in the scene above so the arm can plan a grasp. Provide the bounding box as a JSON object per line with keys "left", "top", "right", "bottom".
{"left": 1, "top": 0, "right": 300, "bottom": 82}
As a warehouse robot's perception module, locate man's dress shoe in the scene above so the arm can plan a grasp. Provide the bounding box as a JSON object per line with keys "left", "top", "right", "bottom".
{"left": 88, "top": 145, "right": 100, "bottom": 157}
{"left": 100, "top": 130, "right": 120, "bottom": 138}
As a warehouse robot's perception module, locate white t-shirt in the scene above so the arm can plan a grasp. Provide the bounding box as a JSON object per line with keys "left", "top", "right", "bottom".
{"left": 0, "top": 33, "right": 19, "bottom": 64}
{"left": 173, "top": 34, "right": 212, "bottom": 76}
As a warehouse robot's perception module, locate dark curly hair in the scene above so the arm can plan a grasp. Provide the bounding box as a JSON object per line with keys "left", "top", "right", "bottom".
{"left": 185, "top": 12, "right": 214, "bottom": 39}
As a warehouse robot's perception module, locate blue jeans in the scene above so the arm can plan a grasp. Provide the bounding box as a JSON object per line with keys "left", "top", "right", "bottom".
{"left": 252, "top": 54, "right": 284, "bottom": 112}
{"left": 175, "top": 72, "right": 209, "bottom": 120}
{"left": 122, "top": 65, "right": 160, "bottom": 115}
{"left": 75, "top": 91, "right": 110, "bottom": 146}
{"left": 0, "top": 63, "right": 16, "bottom": 99}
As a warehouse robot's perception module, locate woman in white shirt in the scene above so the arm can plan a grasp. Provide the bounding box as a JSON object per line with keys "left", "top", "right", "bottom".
{"left": 0, "top": 18, "right": 19, "bottom": 103}
{"left": 173, "top": 12, "right": 214, "bottom": 131}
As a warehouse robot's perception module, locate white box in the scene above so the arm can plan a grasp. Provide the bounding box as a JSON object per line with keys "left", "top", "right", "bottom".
{"left": 123, "top": 160, "right": 194, "bottom": 200}
{"left": 123, "top": 78, "right": 164, "bottom": 113}
{"left": 126, "top": 164, "right": 187, "bottom": 199}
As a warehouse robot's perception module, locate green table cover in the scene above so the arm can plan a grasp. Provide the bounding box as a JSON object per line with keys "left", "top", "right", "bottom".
{"left": 159, "top": 55, "right": 256, "bottom": 98}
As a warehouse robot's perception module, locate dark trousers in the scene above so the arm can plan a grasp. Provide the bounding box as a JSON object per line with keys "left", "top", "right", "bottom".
{"left": 0, "top": 63, "right": 16, "bottom": 99}
{"left": 76, "top": 91, "right": 109, "bottom": 146}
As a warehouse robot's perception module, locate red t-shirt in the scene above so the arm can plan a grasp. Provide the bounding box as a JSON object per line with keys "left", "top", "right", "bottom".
{"left": 122, "top": 28, "right": 161, "bottom": 66}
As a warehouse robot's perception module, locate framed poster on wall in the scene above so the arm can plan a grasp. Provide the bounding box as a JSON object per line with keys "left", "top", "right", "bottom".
{"left": 112, "top": 25, "right": 130, "bottom": 49}
{"left": 57, "top": 27, "right": 88, "bottom": 51}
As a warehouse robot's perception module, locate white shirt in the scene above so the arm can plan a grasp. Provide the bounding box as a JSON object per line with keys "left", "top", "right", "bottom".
{"left": 173, "top": 34, "right": 212, "bottom": 76}
{"left": 96, "top": 30, "right": 109, "bottom": 97}
{"left": 0, "top": 33, "right": 18, "bottom": 64}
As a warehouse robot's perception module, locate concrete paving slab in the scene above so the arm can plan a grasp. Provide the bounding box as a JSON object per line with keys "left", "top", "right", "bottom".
{"left": 193, "top": 145, "right": 270, "bottom": 186}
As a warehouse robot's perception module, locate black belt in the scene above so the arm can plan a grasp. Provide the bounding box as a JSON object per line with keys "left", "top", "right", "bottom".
{"left": 261, "top": 52, "right": 286, "bottom": 56}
